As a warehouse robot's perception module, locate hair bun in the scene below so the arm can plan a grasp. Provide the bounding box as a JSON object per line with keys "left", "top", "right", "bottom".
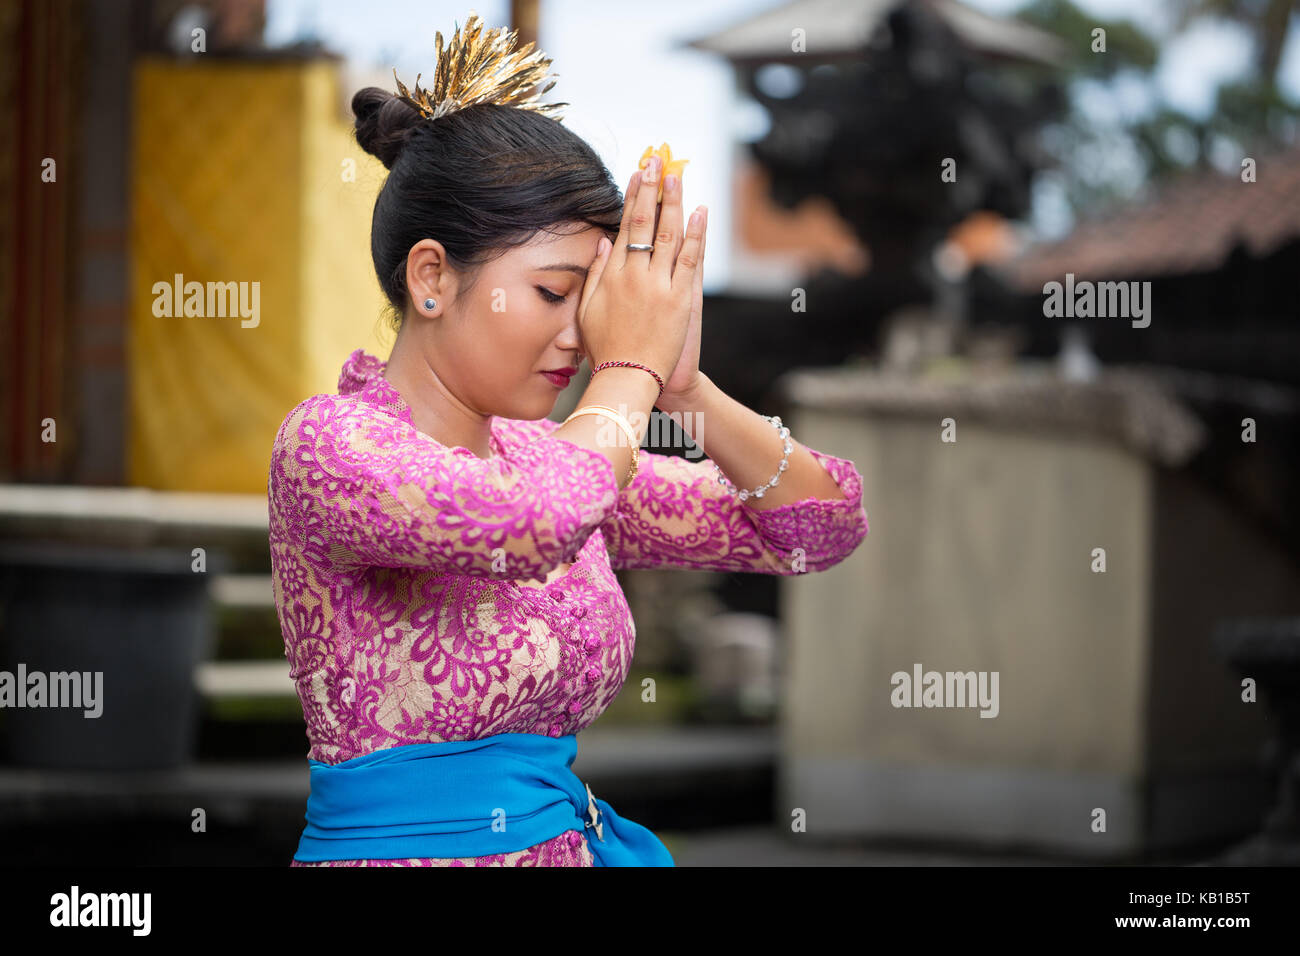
{"left": 352, "top": 87, "right": 423, "bottom": 170}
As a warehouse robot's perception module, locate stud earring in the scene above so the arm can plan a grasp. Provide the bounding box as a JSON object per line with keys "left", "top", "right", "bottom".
{"left": 423, "top": 298, "right": 436, "bottom": 311}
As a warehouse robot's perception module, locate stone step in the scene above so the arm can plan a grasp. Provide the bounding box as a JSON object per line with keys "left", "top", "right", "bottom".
{"left": 195, "top": 660, "right": 293, "bottom": 697}
{"left": 208, "top": 573, "right": 274, "bottom": 609}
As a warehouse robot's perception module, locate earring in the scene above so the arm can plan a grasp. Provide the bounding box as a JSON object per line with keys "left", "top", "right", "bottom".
{"left": 423, "top": 298, "right": 436, "bottom": 311}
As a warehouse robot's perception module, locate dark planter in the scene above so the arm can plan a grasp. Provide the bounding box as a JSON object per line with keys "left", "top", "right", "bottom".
{"left": 1209, "top": 617, "right": 1300, "bottom": 865}
{"left": 0, "top": 542, "right": 219, "bottom": 770}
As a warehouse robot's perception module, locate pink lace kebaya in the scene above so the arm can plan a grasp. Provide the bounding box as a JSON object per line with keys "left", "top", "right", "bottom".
{"left": 269, "top": 348, "right": 869, "bottom": 866}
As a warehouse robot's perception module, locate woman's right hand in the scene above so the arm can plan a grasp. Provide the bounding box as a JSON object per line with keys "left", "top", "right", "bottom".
{"left": 577, "top": 156, "right": 706, "bottom": 383}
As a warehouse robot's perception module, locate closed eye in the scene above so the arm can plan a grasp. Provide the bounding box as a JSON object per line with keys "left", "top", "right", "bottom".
{"left": 536, "top": 286, "right": 567, "bottom": 304}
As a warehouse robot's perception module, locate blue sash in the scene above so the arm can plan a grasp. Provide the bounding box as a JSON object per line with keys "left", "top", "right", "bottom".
{"left": 294, "top": 732, "right": 674, "bottom": 866}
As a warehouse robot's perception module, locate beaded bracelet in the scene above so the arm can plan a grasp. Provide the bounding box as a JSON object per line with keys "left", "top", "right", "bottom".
{"left": 589, "top": 361, "right": 664, "bottom": 399}
{"left": 713, "top": 415, "right": 792, "bottom": 502}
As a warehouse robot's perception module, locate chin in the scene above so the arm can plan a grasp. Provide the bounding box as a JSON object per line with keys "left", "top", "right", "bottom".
{"left": 506, "top": 392, "right": 556, "bottom": 423}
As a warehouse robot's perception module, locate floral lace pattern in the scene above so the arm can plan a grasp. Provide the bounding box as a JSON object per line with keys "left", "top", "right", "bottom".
{"left": 271, "top": 349, "right": 869, "bottom": 866}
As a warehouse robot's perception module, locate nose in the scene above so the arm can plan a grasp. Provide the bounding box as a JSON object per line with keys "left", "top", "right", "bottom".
{"left": 559, "top": 316, "right": 585, "bottom": 364}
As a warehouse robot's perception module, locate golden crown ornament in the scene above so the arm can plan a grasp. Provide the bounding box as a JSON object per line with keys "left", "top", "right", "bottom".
{"left": 391, "top": 11, "right": 568, "bottom": 123}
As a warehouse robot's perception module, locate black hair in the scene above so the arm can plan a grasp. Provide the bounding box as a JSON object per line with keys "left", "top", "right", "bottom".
{"left": 351, "top": 88, "right": 624, "bottom": 331}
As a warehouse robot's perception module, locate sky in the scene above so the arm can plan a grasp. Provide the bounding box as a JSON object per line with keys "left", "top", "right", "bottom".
{"left": 261, "top": 0, "right": 1300, "bottom": 280}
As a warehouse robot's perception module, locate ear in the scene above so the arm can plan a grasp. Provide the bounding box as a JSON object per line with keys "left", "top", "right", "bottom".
{"left": 406, "top": 238, "right": 452, "bottom": 309}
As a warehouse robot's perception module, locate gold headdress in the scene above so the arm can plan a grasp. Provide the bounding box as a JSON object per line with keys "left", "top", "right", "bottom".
{"left": 391, "top": 11, "right": 568, "bottom": 123}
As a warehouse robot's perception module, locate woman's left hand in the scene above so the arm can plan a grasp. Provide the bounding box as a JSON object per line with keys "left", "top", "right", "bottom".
{"left": 659, "top": 205, "right": 707, "bottom": 408}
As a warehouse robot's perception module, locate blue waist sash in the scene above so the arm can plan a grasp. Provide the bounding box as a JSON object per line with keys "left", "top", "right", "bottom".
{"left": 294, "top": 732, "right": 674, "bottom": 866}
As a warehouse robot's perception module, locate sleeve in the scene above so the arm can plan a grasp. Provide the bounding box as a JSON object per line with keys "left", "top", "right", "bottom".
{"left": 270, "top": 396, "right": 621, "bottom": 580}
{"left": 527, "top": 418, "right": 869, "bottom": 575}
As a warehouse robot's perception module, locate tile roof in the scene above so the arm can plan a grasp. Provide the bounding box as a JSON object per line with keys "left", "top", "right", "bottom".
{"left": 995, "top": 144, "right": 1300, "bottom": 292}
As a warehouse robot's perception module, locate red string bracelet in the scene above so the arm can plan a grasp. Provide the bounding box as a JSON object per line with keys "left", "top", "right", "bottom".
{"left": 589, "top": 361, "right": 664, "bottom": 399}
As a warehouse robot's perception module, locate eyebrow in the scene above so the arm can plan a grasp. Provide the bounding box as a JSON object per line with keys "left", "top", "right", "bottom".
{"left": 535, "top": 263, "right": 589, "bottom": 278}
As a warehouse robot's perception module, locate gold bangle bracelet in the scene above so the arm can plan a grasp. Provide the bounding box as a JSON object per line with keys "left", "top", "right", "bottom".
{"left": 563, "top": 404, "right": 641, "bottom": 487}
{"left": 564, "top": 405, "right": 639, "bottom": 486}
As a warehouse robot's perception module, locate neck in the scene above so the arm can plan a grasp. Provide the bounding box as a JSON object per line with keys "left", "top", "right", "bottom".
{"left": 382, "top": 326, "right": 494, "bottom": 459}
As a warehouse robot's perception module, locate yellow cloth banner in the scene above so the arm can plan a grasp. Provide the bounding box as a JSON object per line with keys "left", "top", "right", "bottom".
{"left": 129, "top": 57, "right": 391, "bottom": 492}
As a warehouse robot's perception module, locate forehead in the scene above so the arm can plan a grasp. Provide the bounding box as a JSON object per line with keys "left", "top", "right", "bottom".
{"left": 512, "top": 225, "right": 605, "bottom": 269}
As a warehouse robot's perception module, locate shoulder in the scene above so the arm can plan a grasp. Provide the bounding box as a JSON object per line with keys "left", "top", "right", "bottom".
{"left": 272, "top": 392, "right": 404, "bottom": 460}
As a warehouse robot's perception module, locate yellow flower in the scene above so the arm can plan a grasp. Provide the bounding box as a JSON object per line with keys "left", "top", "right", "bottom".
{"left": 639, "top": 143, "right": 689, "bottom": 204}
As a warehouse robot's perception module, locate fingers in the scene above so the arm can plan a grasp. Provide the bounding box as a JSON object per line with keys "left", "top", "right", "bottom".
{"left": 650, "top": 166, "right": 684, "bottom": 279}
{"left": 694, "top": 207, "right": 707, "bottom": 298}
{"left": 577, "top": 234, "right": 612, "bottom": 328}
{"left": 623, "top": 155, "right": 663, "bottom": 271}
{"left": 610, "top": 171, "right": 641, "bottom": 271}
{"left": 672, "top": 205, "right": 707, "bottom": 298}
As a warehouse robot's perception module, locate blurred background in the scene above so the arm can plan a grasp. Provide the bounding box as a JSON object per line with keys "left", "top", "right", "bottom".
{"left": 2, "top": 0, "right": 1299, "bottom": 866}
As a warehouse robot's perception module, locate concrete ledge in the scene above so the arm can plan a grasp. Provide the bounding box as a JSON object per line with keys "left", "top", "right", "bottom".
{"left": 781, "top": 758, "right": 1270, "bottom": 859}
{"left": 0, "top": 483, "right": 268, "bottom": 547}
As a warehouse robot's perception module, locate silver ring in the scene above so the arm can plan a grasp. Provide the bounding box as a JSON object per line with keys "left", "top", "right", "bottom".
{"left": 627, "top": 243, "right": 654, "bottom": 252}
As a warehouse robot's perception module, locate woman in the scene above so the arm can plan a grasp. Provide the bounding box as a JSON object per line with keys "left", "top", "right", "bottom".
{"left": 269, "top": 15, "right": 869, "bottom": 867}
